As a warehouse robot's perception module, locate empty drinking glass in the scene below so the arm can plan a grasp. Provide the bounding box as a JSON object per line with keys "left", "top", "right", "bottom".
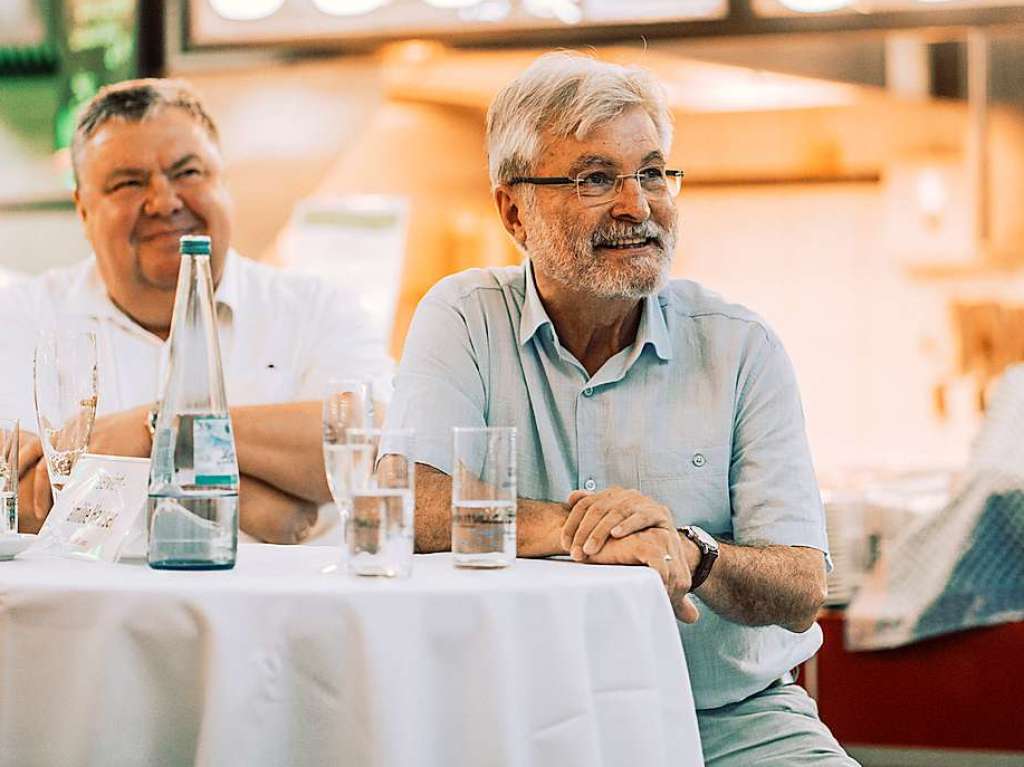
{"left": 33, "top": 330, "right": 98, "bottom": 499}
{"left": 345, "top": 428, "right": 414, "bottom": 578}
{"left": 451, "top": 426, "right": 517, "bottom": 568}
{"left": 0, "top": 419, "right": 18, "bottom": 535}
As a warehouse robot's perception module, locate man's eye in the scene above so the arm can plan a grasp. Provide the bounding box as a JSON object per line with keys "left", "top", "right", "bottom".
{"left": 638, "top": 167, "right": 666, "bottom": 184}
{"left": 578, "top": 172, "right": 613, "bottom": 189}
{"left": 176, "top": 167, "right": 202, "bottom": 179}
{"left": 110, "top": 180, "right": 142, "bottom": 192}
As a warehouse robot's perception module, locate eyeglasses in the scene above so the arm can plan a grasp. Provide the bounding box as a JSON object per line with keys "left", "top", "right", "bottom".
{"left": 508, "top": 167, "right": 684, "bottom": 207}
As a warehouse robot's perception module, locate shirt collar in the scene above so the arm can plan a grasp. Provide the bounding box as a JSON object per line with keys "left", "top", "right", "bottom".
{"left": 518, "top": 260, "right": 553, "bottom": 346}
{"left": 518, "top": 259, "right": 673, "bottom": 362}
{"left": 66, "top": 249, "right": 241, "bottom": 323}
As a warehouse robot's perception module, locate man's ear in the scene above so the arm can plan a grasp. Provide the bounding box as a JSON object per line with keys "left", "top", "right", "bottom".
{"left": 73, "top": 187, "right": 86, "bottom": 224}
{"left": 494, "top": 185, "right": 528, "bottom": 250}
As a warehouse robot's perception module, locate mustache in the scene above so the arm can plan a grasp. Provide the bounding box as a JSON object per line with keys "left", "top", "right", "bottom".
{"left": 590, "top": 221, "right": 666, "bottom": 248}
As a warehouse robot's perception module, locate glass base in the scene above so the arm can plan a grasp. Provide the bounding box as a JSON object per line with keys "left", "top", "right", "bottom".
{"left": 149, "top": 558, "right": 235, "bottom": 571}
{"left": 453, "top": 552, "right": 514, "bottom": 569}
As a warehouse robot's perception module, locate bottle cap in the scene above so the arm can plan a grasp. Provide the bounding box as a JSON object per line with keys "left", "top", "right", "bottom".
{"left": 179, "top": 234, "right": 212, "bottom": 255}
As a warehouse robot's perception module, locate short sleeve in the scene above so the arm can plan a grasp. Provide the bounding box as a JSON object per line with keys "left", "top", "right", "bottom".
{"left": 384, "top": 285, "right": 486, "bottom": 475}
{"left": 730, "top": 329, "right": 830, "bottom": 563}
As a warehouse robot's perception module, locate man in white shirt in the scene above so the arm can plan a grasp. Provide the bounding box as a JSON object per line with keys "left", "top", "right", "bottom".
{"left": 6, "top": 78, "right": 392, "bottom": 542}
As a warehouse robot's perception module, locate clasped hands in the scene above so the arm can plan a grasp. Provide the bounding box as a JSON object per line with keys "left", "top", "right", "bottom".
{"left": 560, "top": 487, "right": 701, "bottom": 624}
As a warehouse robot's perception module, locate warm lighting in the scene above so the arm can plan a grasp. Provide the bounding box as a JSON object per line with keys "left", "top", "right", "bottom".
{"left": 662, "top": 66, "right": 858, "bottom": 112}
{"left": 379, "top": 39, "right": 447, "bottom": 66}
{"left": 313, "top": 0, "right": 391, "bottom": 15}
{"left": 776, "top": 0, "right": 852, "bottom": 12}
{"left": 522, "top": 0, "right": 583, "bottom": 24}
{"left": 423, "top": 0, "right": 483, "bottom": 8}
{"left": 209, "top": 0, "right": 285, "bottom": 21}
{"left": 459, "top": 0, "right": 512, "bottom": 21}
{"left": 915, "top": 167, "right": 948, "bottom": 225}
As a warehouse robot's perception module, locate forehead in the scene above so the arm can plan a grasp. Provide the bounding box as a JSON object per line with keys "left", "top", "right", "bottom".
{"left": 536, "top": 106, "right": 663, "bottom": 172}
{"left": 78, "top": 107, "right": 220, "bottom": 174}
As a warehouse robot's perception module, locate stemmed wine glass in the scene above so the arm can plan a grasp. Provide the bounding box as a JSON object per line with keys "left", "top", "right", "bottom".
{"left": 322, "top": 378, "right": 374, "bottom": 547}
{"left": 33, "top": 330, "right": 98, "bottom": 500}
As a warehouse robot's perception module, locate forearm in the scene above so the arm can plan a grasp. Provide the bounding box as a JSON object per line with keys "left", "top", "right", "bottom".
{"left": 231, "top": 402, "right": 330, "bottom": 504}
{"left": 414, "top": 464, "right": 568, "bottom": 556}
{"left": 238, "top": 474, "right": 319, "bottom": 544}
{"left": 694, "top": 541, "right": 827, "bottom": 633}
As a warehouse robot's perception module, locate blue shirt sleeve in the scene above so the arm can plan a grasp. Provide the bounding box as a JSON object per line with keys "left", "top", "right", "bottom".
{"left": 385, "top": 283, "right": 487, "bottom": 475}
{"left": 730, "top": 328, "right": 831, "bottom": 563}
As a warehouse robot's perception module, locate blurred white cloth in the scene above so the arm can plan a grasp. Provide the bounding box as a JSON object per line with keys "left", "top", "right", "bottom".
{"left": 0, "top": 547, "right": 703, "bottom": 767}
{"left": 845, "top": 365, "right": 1024, "bottom": 650}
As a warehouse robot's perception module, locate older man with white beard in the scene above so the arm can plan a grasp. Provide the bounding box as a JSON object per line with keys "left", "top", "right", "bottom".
{"left": 385, "top": 53, "right": 856, "bottom": 765}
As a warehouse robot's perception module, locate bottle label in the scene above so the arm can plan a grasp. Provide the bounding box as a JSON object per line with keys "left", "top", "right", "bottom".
{"left": 193, "top": 416, "right": 238, "bottom": 486}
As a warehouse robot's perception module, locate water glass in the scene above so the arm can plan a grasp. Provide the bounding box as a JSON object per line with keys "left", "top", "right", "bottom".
{"left": 322, "top": 379, "right": 374, "bottom": 538}
{"left": 345, "top": 428, "right": 414, "bottom": 578}
{"left": 33, "top": 330, "right": 98, "bottom": 498}
{"left": 0, "top": 419, "right": 18, "bottom": 535}
{"left": 451, "top": 426, "right": 517, "bottom": 568}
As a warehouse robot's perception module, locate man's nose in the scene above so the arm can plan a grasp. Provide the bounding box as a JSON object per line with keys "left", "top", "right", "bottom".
{"left": 609, "top": 174, "right": 650, "bottom": 222}
{"left": 142, "top": 175, "right": 184, "bottom": 217}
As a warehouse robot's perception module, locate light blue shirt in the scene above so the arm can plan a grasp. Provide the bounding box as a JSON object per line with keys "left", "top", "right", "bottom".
{"left": 387, "top": 261, "right": 829, "bottom": 709}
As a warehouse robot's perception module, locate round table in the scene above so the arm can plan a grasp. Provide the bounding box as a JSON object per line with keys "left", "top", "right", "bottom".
{"left": 0, "top": 545, "right": 703, "bottom": 767}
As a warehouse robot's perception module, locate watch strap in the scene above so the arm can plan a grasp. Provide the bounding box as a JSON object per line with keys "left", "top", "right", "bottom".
{"left": 681, "top": 526, "right": 719, "bottom": 592}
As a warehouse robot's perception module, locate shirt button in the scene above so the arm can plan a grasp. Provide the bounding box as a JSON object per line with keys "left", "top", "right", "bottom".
{"left": 583, "top": 478, "right": 597, "bottom": 491}
{"left": 692, "top": 453, "right": 706, "bottom": 468}
{"left": 582, "top": 387, "right": 594, "bottom": 397}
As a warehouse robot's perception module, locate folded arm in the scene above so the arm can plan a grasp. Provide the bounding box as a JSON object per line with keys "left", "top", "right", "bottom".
{"left": 414, "top": 464, "right": 568, "bottom": 557}
{"left": 18, "top": 401, "right": 330, "bottom": 543}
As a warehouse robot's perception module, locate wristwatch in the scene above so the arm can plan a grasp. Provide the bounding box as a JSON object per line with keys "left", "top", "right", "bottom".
{"left": 679, "top": 525, "right": 719, "bottom": 591}
{"left": 145, "top": 406, "right": 159, "bottom": 439}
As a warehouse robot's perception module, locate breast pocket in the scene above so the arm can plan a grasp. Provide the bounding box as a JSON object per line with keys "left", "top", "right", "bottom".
{"left": 638, "top": 445, "right": 731, "bottom": 531}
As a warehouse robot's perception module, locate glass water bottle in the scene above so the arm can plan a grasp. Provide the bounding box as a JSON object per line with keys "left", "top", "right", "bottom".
{"left": 147, "top": 235, "right": 239, "bottom": 570}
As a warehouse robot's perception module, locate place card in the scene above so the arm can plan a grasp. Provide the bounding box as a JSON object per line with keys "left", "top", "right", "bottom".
{"left": 30, "top": 454, "right": 150, "bottom": 563}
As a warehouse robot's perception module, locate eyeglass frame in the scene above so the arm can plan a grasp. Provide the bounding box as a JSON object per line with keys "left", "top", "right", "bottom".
{"left": 506, "top": 167, "right": 685, "bottom": 206}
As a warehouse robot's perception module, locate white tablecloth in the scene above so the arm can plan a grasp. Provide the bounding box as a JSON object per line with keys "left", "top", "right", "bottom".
{"left": 0, "top": 545, "right": 702, "bottom": 767}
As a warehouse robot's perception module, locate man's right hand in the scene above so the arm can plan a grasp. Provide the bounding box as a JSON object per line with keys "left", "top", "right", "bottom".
{"left": 239, "top": 475, "right": 319, "bottom": 545}
{"left": 17, "top": 433, "right": 53, "bottom": 529}
{"left": 577, "top": 526, "right": 701, "bottom": 624}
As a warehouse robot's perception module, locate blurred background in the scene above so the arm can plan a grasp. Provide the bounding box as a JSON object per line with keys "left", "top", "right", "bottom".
{"left": 2, "top": 2, "right": 1023, "bottom": 764}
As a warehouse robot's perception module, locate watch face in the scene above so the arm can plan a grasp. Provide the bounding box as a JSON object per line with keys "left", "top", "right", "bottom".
{"left": 688, "top": 526, "right": 718, "bottom": 552}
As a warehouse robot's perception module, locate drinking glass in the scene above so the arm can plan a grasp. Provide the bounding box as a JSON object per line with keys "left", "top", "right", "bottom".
{"left": 0, "top": 419, "right": 18, "bottom": 535}
{"left": 33, "top": 330, "right": 98, "bottom": 499}
{"left": 345, "top": 428, "right": 414, "bottom": 578}
{"left": 451, "top": 426, "right": 517, "bottom": 568}
{"left": 322, "top": 379, "right": 374, "bottom": 543}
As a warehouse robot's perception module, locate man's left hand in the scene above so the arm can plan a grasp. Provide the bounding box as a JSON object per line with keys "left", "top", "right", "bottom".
{"left": 561, "top": 486, "right": 675, "bottom": 559}
{"left": 575, "top": 527, "right": 700, "bottom": 624}
{"left": 88, "top": 404, "right": 153, "bottom": 458}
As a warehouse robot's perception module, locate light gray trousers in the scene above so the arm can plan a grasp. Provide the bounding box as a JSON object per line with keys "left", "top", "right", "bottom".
{"left": 696, "top": 683, "right": 860, "bottom": 766}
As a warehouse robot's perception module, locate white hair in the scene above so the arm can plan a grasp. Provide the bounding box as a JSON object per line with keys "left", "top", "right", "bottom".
{"left": 486, "top": 52, "right": 673, "bottom": 188}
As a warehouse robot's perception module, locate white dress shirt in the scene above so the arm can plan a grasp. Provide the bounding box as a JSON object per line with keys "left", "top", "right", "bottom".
{"left": 0, "top": 251, "right": 393, "bottom": 543}
{"left": 0, "top": 250, "right": 393, "bottom": 431}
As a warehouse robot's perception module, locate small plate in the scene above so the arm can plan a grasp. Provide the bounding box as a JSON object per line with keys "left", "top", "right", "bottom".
{"left": 0, "top": 533, "right": 34, "bottom": 561}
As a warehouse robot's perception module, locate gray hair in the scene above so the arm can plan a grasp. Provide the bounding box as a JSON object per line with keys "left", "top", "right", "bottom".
{"left": 486, "top": 52, "right": 673, "bottom": 187}
{"left": 71, "top": 78, "right": 219, "bottom": 186}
